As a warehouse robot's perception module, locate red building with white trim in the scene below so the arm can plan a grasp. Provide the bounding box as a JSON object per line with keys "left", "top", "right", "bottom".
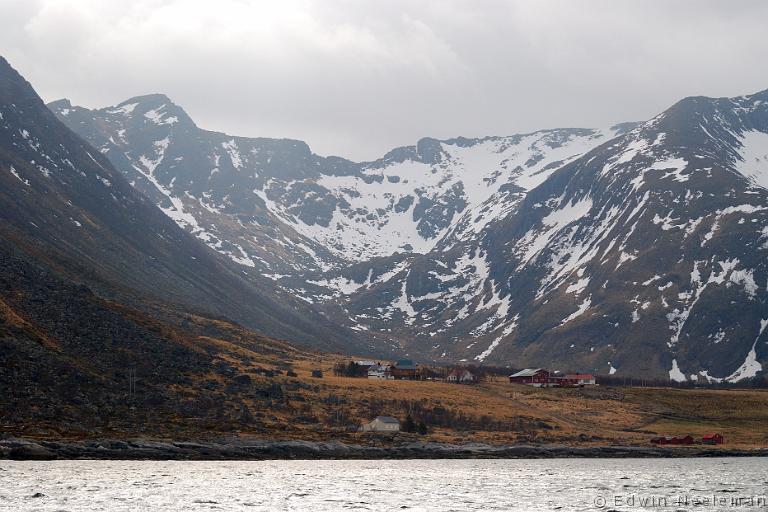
{"left": 509, "top": 368, "right": 550, "bottom": 386}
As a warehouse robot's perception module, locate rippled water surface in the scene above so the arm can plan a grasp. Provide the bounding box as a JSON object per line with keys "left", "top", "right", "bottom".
{"left": 1, "top": 458, "right": 767, "bottom": 511}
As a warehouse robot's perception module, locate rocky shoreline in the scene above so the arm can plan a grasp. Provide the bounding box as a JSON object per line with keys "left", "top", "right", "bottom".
{"left": 2, "top": 438, "right": 766, "bottom": 461}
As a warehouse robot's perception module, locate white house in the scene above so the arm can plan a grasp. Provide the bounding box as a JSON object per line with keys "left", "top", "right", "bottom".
{"left": 359, "top": 416, "right": 400, "bottom": 432}
{"left": 446, "top": 368, "right": 477, "bottom": 384}
{"left": 565, "top": 373, "right": 597, "bottom": 386}
{"left": 367, "top": 364, "right": 392, "bottom": 380}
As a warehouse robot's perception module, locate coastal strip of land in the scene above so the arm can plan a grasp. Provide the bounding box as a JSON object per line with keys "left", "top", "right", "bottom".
{"left": 2, "top": 437, "right": 767, "bottom": 461}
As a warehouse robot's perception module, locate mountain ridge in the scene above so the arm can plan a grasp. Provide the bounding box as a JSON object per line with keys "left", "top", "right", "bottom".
{"left": 47, "top": 74, "right": 768, "bottom": 381}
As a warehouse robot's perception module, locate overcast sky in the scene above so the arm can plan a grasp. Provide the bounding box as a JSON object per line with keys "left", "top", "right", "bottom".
{"left": 2, "top": 0, "right": 768, "bottom": 161}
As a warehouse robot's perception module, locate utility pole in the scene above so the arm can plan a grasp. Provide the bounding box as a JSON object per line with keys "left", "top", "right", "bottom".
{"left": 128, "top": 368, "right": 136, "bottom": 399}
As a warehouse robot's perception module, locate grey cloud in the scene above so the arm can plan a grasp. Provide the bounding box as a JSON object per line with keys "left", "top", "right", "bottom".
{"left": 2, "top": 0, "right": 768, "bottom": 160}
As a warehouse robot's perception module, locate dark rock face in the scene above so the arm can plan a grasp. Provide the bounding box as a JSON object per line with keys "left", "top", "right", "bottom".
{"left": 8, "top": 443, "right": 57, "bottom": 461}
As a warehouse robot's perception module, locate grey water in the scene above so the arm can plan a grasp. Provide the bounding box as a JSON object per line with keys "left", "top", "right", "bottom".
{"left": 0, "top": 458, "right": 766, "bottom": 511}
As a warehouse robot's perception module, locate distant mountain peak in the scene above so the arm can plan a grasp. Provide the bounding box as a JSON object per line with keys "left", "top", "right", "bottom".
{"left": 104, "top": 93, "right": 195, "bottom": 128}
{"left": 47, "top": 98, "right": 72, "bottom": 109}
{"left": 124, "top": 92, "right": 173, "bottom": 104}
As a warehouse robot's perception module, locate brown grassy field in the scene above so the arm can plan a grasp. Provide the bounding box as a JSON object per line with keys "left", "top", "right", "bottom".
{"left": 228, "top": 353, "right": 768, "bottom": 450}
{"left": 11, "top": 340, "right": 767, "bottom": 449}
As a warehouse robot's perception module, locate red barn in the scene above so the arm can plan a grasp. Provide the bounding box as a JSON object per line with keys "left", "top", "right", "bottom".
{"left": 509, "top": 368, "right": 550, "bottom": 387}
{"left": 702, "top": 433, "right": 724, "bottom": 445}
{"left": 651, "top": 435, "right": 694, "bottom": 445}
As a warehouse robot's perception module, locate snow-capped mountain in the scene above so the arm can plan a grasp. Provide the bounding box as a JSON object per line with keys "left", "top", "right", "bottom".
{"left": 49, "top": 96, "right": 626, "bottom": 275}
{"left": 334, "top": 91, "right": 768, "bottom": 382}
{"left": 50, "top": 90, "right": 768, "bottom": 382}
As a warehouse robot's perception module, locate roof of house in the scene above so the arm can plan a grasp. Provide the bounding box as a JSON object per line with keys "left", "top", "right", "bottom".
{"left": 702, "top": 433, "right": 721, "bottom": 438}
{"left": 355, "top": 360, "right": 376, "bottom": 366}
{"left": 393, "top": 363, "right": 417, "bottom": 370}
{"left": 374, "top": 416, "right": 400, "bottom": 424}
{"left": 509, "top": 368, "right": 545, "bottom": 378}
{"left": 368, "top": 364, "right": 390, "bottom": 372}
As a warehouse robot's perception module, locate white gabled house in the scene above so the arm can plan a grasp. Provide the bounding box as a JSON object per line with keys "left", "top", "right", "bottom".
{"left": 367, "top": 364, "right": 392, "bottom": 380}
{"left": 446, "top": 368, "right": 478, "bottom": 384}
{"left": 359, "top": 416, "right": 400, "bottom": 432}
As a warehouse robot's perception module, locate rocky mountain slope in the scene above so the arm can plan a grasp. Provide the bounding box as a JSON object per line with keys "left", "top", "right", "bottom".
{"left": 344, "top": 91, "right": 768, "bottom": 382}
{"left": 50, "top": 83, "right": 768, "bottom": 382}
{"left": 0, "top": 55, "right": 369, "bottom": 358}
{"left": 0, "top": 55, "right": 380, "bottom": 434}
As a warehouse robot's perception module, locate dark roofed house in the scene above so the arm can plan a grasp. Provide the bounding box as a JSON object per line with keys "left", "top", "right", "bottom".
{"left": 418, "top": 366, "right": 443, "bottom": 381}
{"left": 391, "top": 359, "right": 418, "bottom": 380}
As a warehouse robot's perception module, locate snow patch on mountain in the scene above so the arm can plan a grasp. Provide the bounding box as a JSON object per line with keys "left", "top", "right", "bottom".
{"left": 518, "top": 196, "right": 593, "bottom": 267}
{"left": 8, "top": 165, "right": 29, "bottom": 186}
{"left": 560, "top": 296, "right": 591, "bottom": 325}
{"left": 725, "top": 318, "right": 766, "bottom": 382}
{"left": 735, "top": 130, "right": 768, "bottom": 188}
{"left": 669, "top": 359, "right": 686, "bottom": 382}
{"left": 144, "top": 105, "right": 178, "bottom": 126}
{"left": 474, "top": 315, "right": 519, "bottom": 362}
{"left": 391, "top": 277, "right": 417, "bottom": 325}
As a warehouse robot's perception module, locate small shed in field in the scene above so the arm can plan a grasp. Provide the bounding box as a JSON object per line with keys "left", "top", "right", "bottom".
{"left": 651, "top": 434, "right": 694, "bottom": 445}
{"left": 359, "top": 416, "right": 400, "bottom": 432}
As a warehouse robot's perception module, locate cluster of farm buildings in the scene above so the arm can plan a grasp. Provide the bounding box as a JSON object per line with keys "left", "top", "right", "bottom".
{"left": 349, "top": 362, "right": 726, "bottom": 444}
{"left": 339, "top": 359, "right": 481, "bottom": 383}
{"left": 340, "top": 360, "right": 596, "bottom": 388}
